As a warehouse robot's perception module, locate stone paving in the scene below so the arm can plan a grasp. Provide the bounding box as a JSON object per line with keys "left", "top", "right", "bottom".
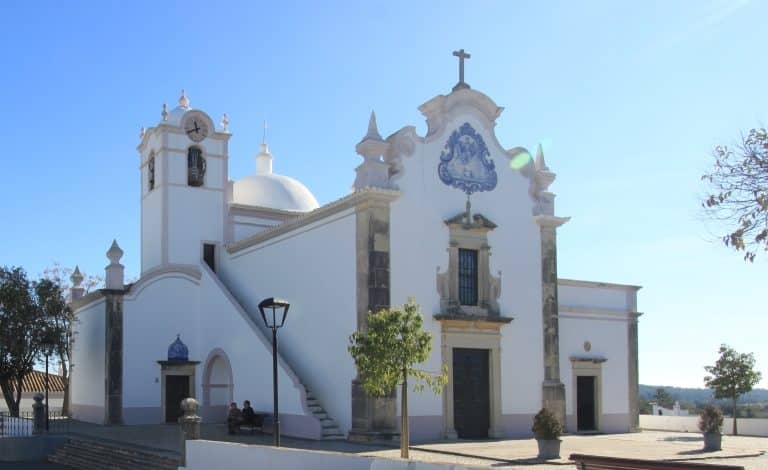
{"left": 359, "top": 432, "right": 768, "bottom": 469}
{"left": 61, "top": 421, "right": 768, "bottom": 469}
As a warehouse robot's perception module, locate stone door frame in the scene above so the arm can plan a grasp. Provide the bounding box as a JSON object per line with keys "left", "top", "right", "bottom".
{"left": 570, "top": 358, "right": 605, "bottom": 433}
{"left": 157, "top": 360, "right": 199, "bottom": 423}
{"left": 440, "top": 319, "right": 504, "bottom": 439}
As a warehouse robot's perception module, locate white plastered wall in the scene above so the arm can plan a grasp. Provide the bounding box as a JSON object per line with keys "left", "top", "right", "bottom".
{"left": 70, "top": 298, "right": 106, "bottom": 417}
{"left": 389, "top": 109, "right": 544, "bottom": 421}
{"left": 219, "top": 209, "right": 357, "bottom": 434}
{"left": 558, "top": 282, "right": 637, "bottom": 432}
{"left": 120, "top": 267, "right": 310, "bottom": 425}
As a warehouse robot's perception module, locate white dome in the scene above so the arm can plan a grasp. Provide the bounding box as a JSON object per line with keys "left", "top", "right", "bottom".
{"left": 232, "top": 143, "right": 319, "bottom": 212}
{"left": 232, "top": 173, "right": 319, "bottom": 212}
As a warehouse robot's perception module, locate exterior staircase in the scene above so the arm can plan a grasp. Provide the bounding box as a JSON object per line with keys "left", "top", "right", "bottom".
{"left": 48, "top": 437, "right": 180, "bottom": 470}
{"left": 304, "top": 388, "right": 344, "bottom": 440}
{"left": 204, "top": 263, "right": 347, "bottom": 441}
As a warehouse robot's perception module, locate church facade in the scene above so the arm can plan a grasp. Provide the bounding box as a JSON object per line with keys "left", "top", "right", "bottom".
{"left": 69, "top": 61, "right": 641, "bottom": 441}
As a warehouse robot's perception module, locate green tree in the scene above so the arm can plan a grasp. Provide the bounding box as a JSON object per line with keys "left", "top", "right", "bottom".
{"left": 348, "top": 299, "right": 446, "bottom": 459}
{"left": 654, "top": 387, "right": 674, "bottom": 408}
{"left": 0, "top": 267, "right": 47, "bottom": 416}
{"left": 704, "top": 344, "right": 762, "bottom": 435}
{"left": 701, "top": 128, "right": 768, "bottom": 262}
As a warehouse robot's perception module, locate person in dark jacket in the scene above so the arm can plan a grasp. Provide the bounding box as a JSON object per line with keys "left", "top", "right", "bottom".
{"left": 242, "top": 400, "right": 256, "bottom": 425}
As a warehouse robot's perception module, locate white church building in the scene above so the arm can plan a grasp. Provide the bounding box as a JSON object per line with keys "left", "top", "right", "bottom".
{"left": 69, "top": 54, "right": 642, "bottom": 441}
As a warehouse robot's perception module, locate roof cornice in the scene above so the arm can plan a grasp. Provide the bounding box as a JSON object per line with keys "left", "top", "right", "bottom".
{"left": 227, "top": 188, "right": 400, "bottom": 254}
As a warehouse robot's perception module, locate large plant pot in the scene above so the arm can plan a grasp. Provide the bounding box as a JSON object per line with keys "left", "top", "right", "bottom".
{"left": 703, "top": 432, "right": 722, "bottom": 451}
{"left": 536, "top": 438, "right": 561, "bottom": 460}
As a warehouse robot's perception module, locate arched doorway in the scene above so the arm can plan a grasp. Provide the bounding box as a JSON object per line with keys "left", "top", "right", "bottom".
{"left": 202, "top": 349, "right": 234, "bottom": 422}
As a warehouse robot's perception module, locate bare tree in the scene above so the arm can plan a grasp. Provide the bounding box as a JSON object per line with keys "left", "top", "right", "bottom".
{"left": 702, "top": 128, "right": 768, "bottom": 262}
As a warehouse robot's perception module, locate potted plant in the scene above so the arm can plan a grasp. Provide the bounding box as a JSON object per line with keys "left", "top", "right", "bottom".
{"left": 699, "top": 405, "right": 723, "bottom": 451}
{"left": 532, "top": 407, "right": 562, "bottom": 460}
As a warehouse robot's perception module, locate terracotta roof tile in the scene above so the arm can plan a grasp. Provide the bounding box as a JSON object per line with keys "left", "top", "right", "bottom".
{"left": 8, "top": 370, "right": 66, "bottom": 393}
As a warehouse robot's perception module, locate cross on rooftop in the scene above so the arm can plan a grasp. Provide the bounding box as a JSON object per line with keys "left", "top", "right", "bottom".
{"left": 452, "top": 49, "right": 471, "bottom": 91}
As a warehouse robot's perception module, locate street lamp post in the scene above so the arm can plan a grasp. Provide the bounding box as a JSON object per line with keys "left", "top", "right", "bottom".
{"left": 258, "top": 298, "right": 290, "bottom": 447}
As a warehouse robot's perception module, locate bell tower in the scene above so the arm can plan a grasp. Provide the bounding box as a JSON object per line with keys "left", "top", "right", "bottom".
{"left": 137, "top": 91, "right": 232, "bottom": 274}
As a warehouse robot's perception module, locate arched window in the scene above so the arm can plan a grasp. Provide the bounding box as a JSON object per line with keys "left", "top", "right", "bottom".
{"left": 148, "top": 153, "right": 156, "bottom": 191}
{"left": 188, "top": 147, "right": 206, "bottom": 187}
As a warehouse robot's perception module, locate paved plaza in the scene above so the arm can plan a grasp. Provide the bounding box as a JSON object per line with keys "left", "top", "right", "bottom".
{"left": 57, "top": 421, "right": 768, "bottom": 469}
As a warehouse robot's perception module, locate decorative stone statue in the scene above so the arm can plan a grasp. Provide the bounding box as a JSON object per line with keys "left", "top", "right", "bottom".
{"left": 178, "top": 397, "right": 201, "bottom": 440}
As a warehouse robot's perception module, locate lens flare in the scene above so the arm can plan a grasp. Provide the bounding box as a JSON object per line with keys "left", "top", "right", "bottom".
{"left": 509, "top": 151, "right": 531, "bottom": 170}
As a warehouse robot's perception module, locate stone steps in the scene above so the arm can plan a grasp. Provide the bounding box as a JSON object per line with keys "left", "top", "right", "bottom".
{"left": 305, "top": 388, "right": 345, "bottom": 440}
{"left": 48, "top": 437, "right": 180, "bottom": 470}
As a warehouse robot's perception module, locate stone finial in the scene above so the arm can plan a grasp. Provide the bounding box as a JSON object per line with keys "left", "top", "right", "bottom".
{"left": 353, "top": 110, "right": 391, "bottom": 191}
{"left": 107, "top": 240, "right": 124, "bottom": 264}
{"left": 105, "top": 240, "right": 125, "bottom": 290}
{"left": 70, "top": 266, "right": 85, "bottom": 301}
{"left": 140, "top": 127, "right": 146, "bottom": 139}
{"left": 221, "top": 113, "right": 229, "bottom": 132}
{"left": 162, "top": 103, "right": 169, "bottom": 121}
{"left": 179, "top": 89, "right": 190, "bottom": 108}
{"left": 363, "top": 111, "right": 383, "bottom": 141}
{"left": 534, "top": 143, "right": 549, "bottom": 171}
{"left": 179, "top": 397, "right": 201, "bottom": 440}
{"left": 70, "top": 266, "right": 83, "bottom": 287}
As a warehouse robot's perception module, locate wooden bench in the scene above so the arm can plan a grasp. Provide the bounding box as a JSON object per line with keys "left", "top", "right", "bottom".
{"left": 569, "top": 454, "right": 745, "bottom": 470}
{"left": 238, "top": 412, "right": 267, "bottom": 434}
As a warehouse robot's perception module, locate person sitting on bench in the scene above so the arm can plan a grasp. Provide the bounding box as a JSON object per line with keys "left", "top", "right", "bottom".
{"left": 242, "top": 401, "right": 256, "bottom": 425}
{"left": 227, "top": 402, "right": 242, "bottom": 435}
{"left": 240, "top": 400, "right": 263, "bottom": 432}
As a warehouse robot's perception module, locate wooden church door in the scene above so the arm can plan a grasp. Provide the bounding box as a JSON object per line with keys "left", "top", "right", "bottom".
{"left": 165, "top": 375, "right": 190, "bottom": 423}
{"left": 452, "top": 348, "right": 490, "bottom": 438}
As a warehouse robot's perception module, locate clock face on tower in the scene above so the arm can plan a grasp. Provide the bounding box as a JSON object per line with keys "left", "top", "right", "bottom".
{"left": 182, "top": 113, "right": 209, "bottom": 142}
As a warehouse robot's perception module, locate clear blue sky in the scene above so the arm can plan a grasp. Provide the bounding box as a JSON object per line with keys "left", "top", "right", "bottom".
{"left": 1, "top": 1, "right": 765, "bottom": 388}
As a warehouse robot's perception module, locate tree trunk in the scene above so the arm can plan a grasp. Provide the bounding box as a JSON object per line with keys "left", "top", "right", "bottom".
{"left": 0, "top": 379, "right": 19, "bottom": 417}
{"left": 61, "top": 360, "right": 70, "bottom": 416}
{"left": 400, "top": 370, "right": 409, "bottom": 459}
{"left": 732, "top": 396, "right": 738, "bottom": 436}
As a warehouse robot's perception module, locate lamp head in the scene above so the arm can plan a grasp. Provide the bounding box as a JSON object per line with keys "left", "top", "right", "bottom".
{"left": 258, "top": 297, "right": 290, "bottom": 329}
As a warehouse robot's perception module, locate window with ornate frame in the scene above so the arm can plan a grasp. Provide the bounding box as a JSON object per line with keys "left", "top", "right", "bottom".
{"left": 187, "top": 146, "right": 206, "bottom": 187}
{"left": 437, "top": 212, "right": 501, "bottom": 317}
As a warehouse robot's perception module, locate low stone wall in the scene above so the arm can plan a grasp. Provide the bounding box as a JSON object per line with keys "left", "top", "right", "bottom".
{"left": 640, "top": 415, "right": 768, "bottom": 437}
{"left": 183, "top": 440, "right": 473, "bottom": 470}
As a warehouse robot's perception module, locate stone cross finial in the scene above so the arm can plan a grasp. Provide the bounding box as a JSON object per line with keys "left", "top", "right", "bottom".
{"left": 162, "top": 103, "right": 168, "bottom": 121}
{"left": 221, "top": 113, "right": 229, "bottom": 132}
{"left": 452, "top": 49, "right": 471, "bottom": 91}
{"left": 179, "top": 89, "right": 190, "bottom": 108}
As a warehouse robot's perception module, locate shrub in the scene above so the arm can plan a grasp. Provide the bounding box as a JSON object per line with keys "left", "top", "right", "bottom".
{"left": 699, "top": 405, "right": 724, "bottom": 434}
{"left": 532, "top": 407, "right": 562, "bottom": 440}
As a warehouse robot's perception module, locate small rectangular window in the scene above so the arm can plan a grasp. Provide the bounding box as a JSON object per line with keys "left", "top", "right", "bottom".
{"left": 203, "top": 244, "right": 216, "bottom": 272}
{"left": 148, "top": 156, "right": 155, "bottom": 191}
{"left": 458, "top": 248, "right": 478, "bottom": 306}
